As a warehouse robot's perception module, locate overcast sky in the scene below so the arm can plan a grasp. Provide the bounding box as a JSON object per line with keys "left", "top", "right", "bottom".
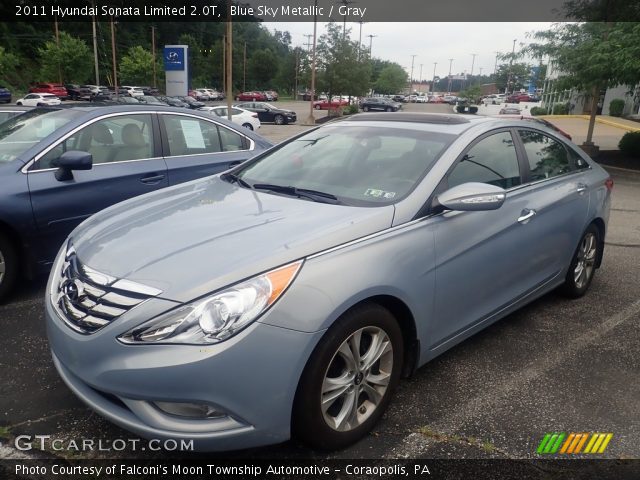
{"left": 264, "top": 22, "right": 553, "bottom": 80}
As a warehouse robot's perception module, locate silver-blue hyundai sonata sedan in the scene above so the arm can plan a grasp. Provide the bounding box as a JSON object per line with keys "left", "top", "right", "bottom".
{"left": 46, "top": 113, "right": 612, "bottom": 451}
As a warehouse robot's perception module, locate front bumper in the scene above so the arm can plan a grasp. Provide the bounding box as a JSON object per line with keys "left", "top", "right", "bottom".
{"left": 46, "top": 297, "right": 324, "bottom": 451}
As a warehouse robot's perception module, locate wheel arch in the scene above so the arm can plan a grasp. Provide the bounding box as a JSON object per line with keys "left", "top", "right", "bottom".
{"left": 0, "top": 219, "right": 28, "bottom": 277}
{"left": 590, "top": 217, "right": 606, "bottom": 268}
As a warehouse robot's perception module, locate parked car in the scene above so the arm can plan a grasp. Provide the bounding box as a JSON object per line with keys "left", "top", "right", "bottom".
{"left": 392, "top": 94, "right": 405, "bottom": 102}
{"left": 416, "top": 95, "right": 428, "bottom": 103}
{"left": 483, "top": 94, "right": 506, "bottom": 105}
{"left": 177, "top": 96, "right": 206, "bottom": 109}
{"left": 15, "top": 93, "right": 61, "bottom": 106}
{"left": 0, "top": 105, "right": 32, "bottom": 124}
{"left": 235, "top": 91, "right": 267, "bottom": 102}
{"left": 234, "top": 101, "right": 296, "bottom": 125}
{"left": 312, "top": 98, "right": 349, "bottom": 110}
{"left": 0, "top": 105, "right": 273, "bottom": 301}
{"left": 202, "top": 89, "right": 223, "bottom": 101}
{"left": 265, "top": 90, "right": 279, "bottom": 101}
{"left": 443, "top": 95, "right": 458, "bottom": 105}
{"left": 360, "top": 97, "right": 401, "bottom": 112}
{"left": 299, "top": 91, "right": 318, "bottom": 101}
{"left": 194, "top": 89, "right": 210, "bottom": 101}
{"left": 139, "top": 86, "right": 160, "bottom": 96}
{"left": 506, "top": 93, "right": 535, "bottom": 103}
{"left": 0, "top": 86, "right": 12, "bottom": 104}
{"left": 428, "top": 95, "right": 445, "bottom": 103}
{"left": 200, "top": 105, "right": 261, "bottom": 131}
{"left": 29, "top": 83, "right": 68, "bottom": 100}
{"left": 44, "top": 112, "right": 611, "bottom": 452}
{"left": 499, "top": 106, "right": 523, "bottom": 115}
{"left": 65, "top": 84, "right": 92, "bottom": 101}
{"left": 157, "top": 96, "right": 190, "bottom": 108}
{"left": 121, "top": 86, "right": 144, "bottom": 97}
{"left": 113, "top": 96, "right": 142, "bottom": 105}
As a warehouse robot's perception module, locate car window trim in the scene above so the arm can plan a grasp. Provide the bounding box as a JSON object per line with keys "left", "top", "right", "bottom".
{"left": 22, "top": 111, "right": 163, "bottom": 174}
{"left": 156, "top": 111, "right": 254, "bottom": 158}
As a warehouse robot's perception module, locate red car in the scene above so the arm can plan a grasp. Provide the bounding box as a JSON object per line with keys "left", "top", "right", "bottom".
{"left": 235, "top": 91, "right": 266, "bottom": 101}
{"left": 506, "top": 93, "right": 534, "bottom": 103}
{"left": 29, "top": 83, "right": 68, "bottom": 100}
{"left": 313, "top": 98, "right": 349, "bottom": 110}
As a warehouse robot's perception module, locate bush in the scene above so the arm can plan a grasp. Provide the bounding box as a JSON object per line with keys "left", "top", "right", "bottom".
{"left": 609, "top": 98, "right": 625, "bottom": 117}
{"left": 344, "top": 104, "right": 359, "bottom": 115}
{"left": 530, "top": 106, "right": 548, "bottom": 116}
{"left": 552, "top": 103, "right": 569, "bottom": 115}
{"left": 618, "top": 131, "right": 640, "bottom": 157}
{"left": 327, "top": 107, "right": 344, "bottom": 117}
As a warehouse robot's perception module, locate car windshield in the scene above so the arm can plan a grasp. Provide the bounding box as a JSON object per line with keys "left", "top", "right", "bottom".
{"left": 235, "top": 125, "right": 455, "bottom": 206}
{"left": 0, "top": 108, "right": 76, "bottom": 163}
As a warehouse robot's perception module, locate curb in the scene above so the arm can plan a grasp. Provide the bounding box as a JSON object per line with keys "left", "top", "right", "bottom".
{"left": 541, "top": 115, "right": 640, "bottom": 132}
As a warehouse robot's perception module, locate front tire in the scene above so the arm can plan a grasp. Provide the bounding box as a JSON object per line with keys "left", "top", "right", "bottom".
{"left": 16, "top": 102, "right": 22, "bottom": 106}
{"left": 0, "top": 232, "right": 19, "bottom": 303}
{"left": 293, "top": 303, "right": 403, "bottom": 450}
{"left": 561, "top": 224, "right": 600, "bottom": 298}
{"left": 274, "top": 114, "right": 285, "bottom": 125}
{"left": 362, "top": 106, "right": 369, "bottom": 112}
{"left": 242, "top": 122, "right": 253, "bottom": 130}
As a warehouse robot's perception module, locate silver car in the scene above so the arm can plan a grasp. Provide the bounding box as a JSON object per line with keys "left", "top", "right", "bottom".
{"left": 46, "top": 113, "right": 612, "bottom": 451}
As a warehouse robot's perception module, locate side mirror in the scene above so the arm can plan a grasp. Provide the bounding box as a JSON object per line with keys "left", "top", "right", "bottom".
{"left": 53, "top": 150, "right": 93, "bottom": 181}
{"left": 437, "top": 182, "right": 506, "bottom": 211}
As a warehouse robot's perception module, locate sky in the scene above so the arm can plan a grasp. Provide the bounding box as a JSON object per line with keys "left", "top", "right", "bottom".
{"left": 263, "top": 22, "right": 554, "bottom": 80}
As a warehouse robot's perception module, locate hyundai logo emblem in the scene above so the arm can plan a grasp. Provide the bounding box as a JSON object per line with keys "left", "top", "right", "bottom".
{"left": 62, "top": 278, "right": 85, "bottom": 303}
{"left": 167, "top": 52, "right": 179, "bottom": 62}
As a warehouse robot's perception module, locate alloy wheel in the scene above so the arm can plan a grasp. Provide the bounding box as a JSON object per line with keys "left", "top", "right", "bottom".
{"left": 574, "top": 232, "right": 597, "bottom": 289}
{"left": 321, "top": 326, "right": 393, "bottom": 432}
{"left": 0, "top": 248, "right": 5, "bottom": 284}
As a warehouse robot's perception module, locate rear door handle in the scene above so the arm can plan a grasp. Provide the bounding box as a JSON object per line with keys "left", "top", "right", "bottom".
{"left": 140, "top": 174, "right": 165, "bottom": 185}
{"left": 576, "top": 183, "right": 588, "bottom": 194}
{"left": 517, "top": 209, "right": 537, "bottom": 224}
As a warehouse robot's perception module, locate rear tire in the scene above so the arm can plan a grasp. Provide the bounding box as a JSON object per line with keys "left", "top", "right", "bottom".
{"left": 242, "top": 123, "right": 253, "bottom": 130}
{"left": 16, "top": 102, "right": 22, "bottom": 106}
{"left": 560, "top": 224, "right": 600, "bottom": 298}
{"left": 0, "top": 232, "right": 19, "bottom": 304}
{"left": 292, "top": 303, "right": 403, "bottom": 450}
{"left": 363, "top": 106, "right": 369, "bottom": 112}
{"left": 385, "top": 107, "right": 392, "bottom": 112}
{"left": 314, "top": 104, "right": 321, "bottom": 110}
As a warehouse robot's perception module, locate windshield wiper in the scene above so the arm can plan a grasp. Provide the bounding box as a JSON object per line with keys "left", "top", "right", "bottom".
{"left": 252, "top": 183, "right": 341, "bottom": 204}
{"left": 221, "top": 172, "right": 252, "bottom": 189}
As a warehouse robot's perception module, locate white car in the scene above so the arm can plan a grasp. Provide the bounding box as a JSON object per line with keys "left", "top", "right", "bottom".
{"left": 194, "top": 89, "right": 211, "bottom": 101}
{"left": 15, "top": 93, "right": 61, "bottom": 106}
{"left": 121, "top": 86, "right": 144, "bottom": 97}
{"left": 203, "top": 88, "right": 222, "bottom": 100}
{"left": 199, "top": 105, "right": 261, "bottom": 131}
{"left": 416, "top": 95, "right": 427, "bottom": 103}
{"left": 485, "top": 94, "right": 506, "bottom": 105}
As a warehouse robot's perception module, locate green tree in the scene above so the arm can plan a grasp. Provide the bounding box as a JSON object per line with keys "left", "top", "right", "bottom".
{"left": 38, "top": 32, "right": 92, "bottom": 83}
{"left": 374, "top": 64, "right": 408, "bottom": 94}
{"left": 120, "top": 46, "right": 158, "bottom": 86}
{"left": 0, "top": 47, "right": 18, "bottom": 84}
{"left": 493, "top": 62, "right": 533, "bottom": 93}
{"left": 526, "top": 22, "right": 640, "bottom": 146}
{"left": 248, "top": 49, "right": 278, "bottom": 89}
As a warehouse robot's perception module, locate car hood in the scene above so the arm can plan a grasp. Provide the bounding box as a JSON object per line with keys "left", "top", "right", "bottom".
{"left": 71, "top": 177, "right": 394, "bottom": 303}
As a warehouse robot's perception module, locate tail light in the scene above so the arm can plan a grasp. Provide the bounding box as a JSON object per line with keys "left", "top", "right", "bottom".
{"left": 605, "top": 178, "right": 614, "bottom": 191}
{"left": 252, "top": 114, "right": 258, "bottom": 118}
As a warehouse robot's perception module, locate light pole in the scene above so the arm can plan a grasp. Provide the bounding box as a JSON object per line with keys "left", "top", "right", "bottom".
{"left": 494, "top": 51, "right": 500, "bottom": 76}
{"left": 409, "top": 55, "right": 417, "bottom": 93}
{"left": 447, "top": 58, "right": 454, "bottom": 94}
{"left": 432, "top": 62, "right": 437, "bottom": 93}
{"left": 470, "top": 53, "right": 477, "bottom": 77}
{"left": 336, "top": 0, "right": 355, "bottom": 39}
{"left": 505, "top": 39, "right": 516, "bottom": 95}
{"left": 306, "top": 0, "right": 318, "bottom": 125}
{"left": 367, "top": 34, "right": 377, "bottom": 57}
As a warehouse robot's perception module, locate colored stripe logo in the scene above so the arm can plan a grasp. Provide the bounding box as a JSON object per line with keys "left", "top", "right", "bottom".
{"left": 537, "top": 432, "right": 612, "bottom": 454}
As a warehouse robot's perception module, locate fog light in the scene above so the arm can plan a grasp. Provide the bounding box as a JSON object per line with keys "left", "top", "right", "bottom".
{"left": 154, "top": 401, "right": 225, "bottom": 419}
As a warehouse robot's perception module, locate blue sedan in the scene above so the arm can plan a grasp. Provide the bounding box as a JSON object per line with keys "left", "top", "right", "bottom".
{"left": 0, "top": 105, "right": 273, "bottom": 301}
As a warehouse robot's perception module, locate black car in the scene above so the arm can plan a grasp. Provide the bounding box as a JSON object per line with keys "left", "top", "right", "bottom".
{"left": 136, "top": 95, "right": 167, "bottom": 106}
{"left": 64, "top": 84, "right": 92, "bottom": 101}
{"left": 360, "top": 97, "right": 401, "bottom": 112}
{"left": 0, "top": 86, "right": 13, "bottom": 104}
{"left": 140, "top": 86, "right": 161, "bottom": 96}
{"left": 234, "top": 101, "right": 296, "bottom": 125}
{"left": 177, "top": 96, "right": 206, "bottom": 109}
{"left": 157, "top": 96, "right": 190, "bottom": 108}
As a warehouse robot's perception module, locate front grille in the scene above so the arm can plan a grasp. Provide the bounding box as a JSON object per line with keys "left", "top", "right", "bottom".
{"left": 53, "top": 243, "right": 162, "bottom": 334}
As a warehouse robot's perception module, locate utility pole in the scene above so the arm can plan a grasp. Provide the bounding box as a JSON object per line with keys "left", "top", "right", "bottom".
{"left": 294, "top": 48, "right": 299, "bottom": 100}
{"left": 367, "top": 34, "right": 377, "bottom": 57}
{"left": 409, "top": 55, "right": 417, "bottom": 93}
{"left": 225, "top": 7, "right": 233, "bottom": 120}
{"left": 151, "top": 26, "right": 157, "bottom": 88}
{"left": 306, "top": 0, "right": 318, "bottom": 125}
{"left": 419, "top": 64, "right": 423, "bottom": 84}
{"left": 432, "top": 62, "right": 438, "bottom": 93}
{"left": 336, "top": 0, "right": 355, "bottom": 39}
{"left": 304, "top": 34, "right": 313, "bottom": 52}
{"left": 505, "top": 39, "right": 516, "bottom": 95}
{"left": 358, "top": 21, "right": 365, "bottom": 50}
{"left": 91, "top": 5, "right": 99, "bottom": 85}
{"left": 447, "top": 58, "right": 454, "bottom": 94}
{"left": 470, "top": 53, "right": 477, "bottom": 76}
{"left": 110, "top": 18, "right": 118, "bottom": 98}
{"left": 243, "top": 42, "right": 247, "bottom": 92}
{"left": 54, "top": 17, "right": 62, "bottom": 83}
{"left": 222, "top": 35, "right": 225, "bottom": 93}
{"left": 494, "top": 51, "right": 500, "bottom": 76}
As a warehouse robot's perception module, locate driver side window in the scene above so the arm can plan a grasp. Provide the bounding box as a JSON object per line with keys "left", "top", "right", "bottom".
{"left": 448, "top": 131, "right": 521, "bottom": 190}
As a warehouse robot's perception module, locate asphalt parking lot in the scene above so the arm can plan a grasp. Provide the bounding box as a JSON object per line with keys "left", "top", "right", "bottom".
{"left": 0, "top": 103, "right": 638, "bottom": 462}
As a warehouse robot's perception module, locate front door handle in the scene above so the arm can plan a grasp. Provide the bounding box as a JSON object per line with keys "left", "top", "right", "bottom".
{"left": 517, "top": 209, "right": 537, "bottom": 224}
{"left": 576, "top": 183, "right": 588, "bottom": 194}
{"left": 140, "top": 174, "right": 165, "bottom": 185}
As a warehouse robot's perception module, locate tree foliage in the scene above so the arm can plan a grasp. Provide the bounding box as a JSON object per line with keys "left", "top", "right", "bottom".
{"left": 37, "top": 32, "right": 92, "bottom": 83}
{"left": 0, "top": 46, "right": 18, "bottom": 85}
{"left": 374, "top": 64, "right": 408, "bottom": 94}
{"left": 120, "top": 46, "right": 159, "bottom": 86}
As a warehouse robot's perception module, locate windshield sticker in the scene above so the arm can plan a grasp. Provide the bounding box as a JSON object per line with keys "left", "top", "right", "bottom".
{"left": 364, "top": 188, "right": 396, "bottom": 199}
{"left": 179, "top": 119, "right": 206, "bottom": 149}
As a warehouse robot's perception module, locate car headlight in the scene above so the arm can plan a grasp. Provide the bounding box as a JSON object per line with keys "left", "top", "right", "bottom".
{"left": 118, "top": 261, "right": 302, "bottom": 345}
